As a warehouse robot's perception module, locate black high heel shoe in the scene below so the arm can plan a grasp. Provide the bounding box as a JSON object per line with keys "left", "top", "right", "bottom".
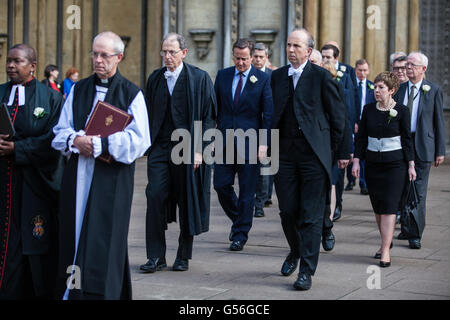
{"left": 379, "top": 260, "right": 391, "bottom": 268}
{"left": 373, "top": 242, "right": 393, "bottom": 259}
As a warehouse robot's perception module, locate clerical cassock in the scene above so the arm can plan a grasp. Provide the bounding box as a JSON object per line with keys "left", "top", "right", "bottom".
{"left": 0, "top": 78, "right": 64, "bottom": 299}
{"left": 144, "top": 62, "right": 216, "bottom": 266}
{"left": 52, "top": 71, "right": 150, "bottom": 300}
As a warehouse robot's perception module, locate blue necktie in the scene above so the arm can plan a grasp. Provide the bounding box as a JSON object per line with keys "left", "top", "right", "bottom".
{"left": 358, "top": 81, "right": 363, "bottom": 105}
{"left": 233, "top": 72, "right": 243, "bottom": 108}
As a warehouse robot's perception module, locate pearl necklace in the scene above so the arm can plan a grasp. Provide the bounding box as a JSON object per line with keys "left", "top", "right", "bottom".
{"left": 376, "top": 98, "right": 396, "bottom": 112}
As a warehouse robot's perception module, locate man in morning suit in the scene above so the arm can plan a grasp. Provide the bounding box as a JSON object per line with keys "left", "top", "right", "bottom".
{"left": 141, "top": 33, "right": 217, "bottom": 273}
{"left": 272, "top": 29, "right": 345, "bottom": 290}
{"left": 394, "top": 51, "right": 446, "bottom": 250}
{"left": 214, "top": 38, "right": 273, "bottom": 252}
{"left": 252, "top": 42, "right": 274, "bottom": 218}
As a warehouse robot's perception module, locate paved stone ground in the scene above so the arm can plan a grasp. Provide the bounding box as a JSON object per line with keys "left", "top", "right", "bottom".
{"left": 128, "top": 158, "right": 450, "bottom": 300}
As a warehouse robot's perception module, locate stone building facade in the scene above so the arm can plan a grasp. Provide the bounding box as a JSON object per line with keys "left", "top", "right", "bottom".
{"left": 0, "top": 0, "right": 448, "bottom": 145}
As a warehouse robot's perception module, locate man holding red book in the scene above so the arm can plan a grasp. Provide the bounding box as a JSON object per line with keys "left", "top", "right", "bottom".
{"left": 52, "top": 31, "right": 150, "bottom": 300}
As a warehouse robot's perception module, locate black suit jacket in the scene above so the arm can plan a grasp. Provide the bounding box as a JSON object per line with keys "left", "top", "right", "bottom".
{"left": 394, "top": 80, "right": 446, "bottom": 162}
{"left": 271, "top": 62, "right": 346, "bottom": 181}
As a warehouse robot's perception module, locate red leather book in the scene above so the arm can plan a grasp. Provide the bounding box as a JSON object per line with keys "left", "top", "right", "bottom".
{"left": 84, "top": 100, "right": 133, "bottom": 163}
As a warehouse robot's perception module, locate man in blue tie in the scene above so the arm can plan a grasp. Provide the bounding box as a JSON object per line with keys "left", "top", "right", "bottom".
{"left": 352, "top": 59, "right": 376, "bottom": 195}
{"left": 214, "top": 39, "right": 273, "bottom": 251}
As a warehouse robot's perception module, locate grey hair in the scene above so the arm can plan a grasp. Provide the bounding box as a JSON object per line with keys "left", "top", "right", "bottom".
{"left": 93, "top": 31, "right": 125, "bottom": 54}
{"left": 389, "top": 51, "right": 407, "bottom": 64}
{"left": 310, "top": 49, "right": 322, "bottom": 64}
{"left": 162, "top": 33, "right": 188, "bottom": 50}
{"left": 291, "top": 28, "right": 315, "bottom": 49}
{"left": 408, "top": 51, "right": 429, "bottom": 68}
{"left": 254, "top": 42, "right": 269, "bottom": 55}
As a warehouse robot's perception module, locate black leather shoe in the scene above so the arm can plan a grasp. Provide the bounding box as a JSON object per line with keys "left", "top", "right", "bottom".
{"left": 172, "top": 258, "right": 189, "bottom": 271}
{"left": 322, "top": 231, "right": 335, "bottom": 251}
{"left": 254, "top": 209, "right": 265, "bottom": 218}
{"left": 230, "top": 240, "right": 245, "bottom": 251}
{"left": 360, "top": 187, "right": 369, "bottom": 195}
{"left": 264, "top": 199, "right": 272, "bottom": 207}
{"left": 281, "top": 254, "right": 299, "bottom": 276}
{"left": 332, "top": 206, "right": 342, "bottom": 222}
{"left": 293, "top": 273, "right": 312, "bottom": 291}
{"left": 409, "top": 239, "right": 421, "bottom": 249}
{"left": 345, "top": 181, "right": 355, "bottom": 191}
{"left": 397, "top": 232, "right": 408, "bottom": 240}
{"left": 140, "top": 257, "right": 167, "bottom": 273}
{"left": 379, "top": 260, "right": 391, "bottom": 268}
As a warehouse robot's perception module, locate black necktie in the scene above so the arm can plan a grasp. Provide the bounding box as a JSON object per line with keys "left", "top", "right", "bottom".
{"left": 407, "top": 85, "right": 416, "bottom": 115}
{"left": 233, "top": 72, "right": 243, "bottom": 108}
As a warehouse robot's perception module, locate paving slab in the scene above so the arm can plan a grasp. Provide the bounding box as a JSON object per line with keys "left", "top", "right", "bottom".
{"left": 128, "top": 159, "right": 450, "bottom": 300}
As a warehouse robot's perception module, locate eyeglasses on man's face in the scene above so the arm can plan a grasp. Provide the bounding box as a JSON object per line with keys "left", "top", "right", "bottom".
{"left": 405, "top": 62, "right": 423, "bottom": 69}
{"left": 160, "top": 49, "right": 182, "bottom": 57}
{"left": 90, "top": 51, "right": 120, "bottom": 60}
{"left": 393, "top": 66, "right": 407, "bottom": 72}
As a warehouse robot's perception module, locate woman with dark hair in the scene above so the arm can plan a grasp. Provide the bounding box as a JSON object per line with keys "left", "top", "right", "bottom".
{"left": 0, "top": 44, "right": 64, "bottom": 299}
{"left": 63, "top": 67, "right": 79, "bottom": 98}
{"left": 42, "top": 64, "right": 62, "bottom": 94}
{"left": 353, "top": 71, "right": 416, "bottom": 268}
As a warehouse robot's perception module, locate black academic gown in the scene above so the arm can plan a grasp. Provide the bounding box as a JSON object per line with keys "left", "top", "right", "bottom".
{"left": 57, "top": 71, "right": 140, "bottom": 300}
{"left": 0, "top": 79, "right": 63, "bottom": 299}
{"left": 146, "top": 63, "right": 217, "bottom": 236}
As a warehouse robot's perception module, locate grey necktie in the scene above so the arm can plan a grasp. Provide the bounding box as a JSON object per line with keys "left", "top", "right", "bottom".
{"left": 407, "top": 85, "right": 416, "bottom": 115}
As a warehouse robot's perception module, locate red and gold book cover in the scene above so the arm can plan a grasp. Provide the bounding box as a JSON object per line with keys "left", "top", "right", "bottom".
{"left": 84, "top": 101, "right": 133, "bottom": 163}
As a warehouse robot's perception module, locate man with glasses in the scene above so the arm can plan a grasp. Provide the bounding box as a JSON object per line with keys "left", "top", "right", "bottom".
{"left": 52, "top": 31, "right": 151, "bottom": 299}
{"left": 141, "top": 33, "right": 216, "bottom": 274}
{"left": 213, "top": 38, "right": 273, "bottom": 252}
{"left": 394, "top": 51, "right": 446, "bottom": 249}
{"left": 392, "top": 55, "right": 409, "bottom": 84}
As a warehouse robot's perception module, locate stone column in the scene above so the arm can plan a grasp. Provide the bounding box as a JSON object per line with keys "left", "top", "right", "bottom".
{"left": 408, "top": 0, "right": 419, "bottom": 52}
{"left": 304, "top": 0, "right": 319, "bottom": 40}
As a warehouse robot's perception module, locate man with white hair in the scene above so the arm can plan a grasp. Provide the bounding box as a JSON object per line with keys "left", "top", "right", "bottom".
{"left": 394, "top": 51, "right": 446, "bottom": 249}
{"left": 52, "top": 31, "right": 151, "bottom": 299}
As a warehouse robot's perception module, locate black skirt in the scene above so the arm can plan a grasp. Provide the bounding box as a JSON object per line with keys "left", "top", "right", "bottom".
{"left": 365, "top": 160, "right": 408, "bottom": 215}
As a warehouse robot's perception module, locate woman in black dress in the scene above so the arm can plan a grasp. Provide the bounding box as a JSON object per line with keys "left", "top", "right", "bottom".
{"left": 352, "top": 72, "right": 416, "bottom": 268}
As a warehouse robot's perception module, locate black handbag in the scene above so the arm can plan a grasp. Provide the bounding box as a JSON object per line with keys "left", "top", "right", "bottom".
{"left": 401, "top": 180, "right": 420, "bottom": 239}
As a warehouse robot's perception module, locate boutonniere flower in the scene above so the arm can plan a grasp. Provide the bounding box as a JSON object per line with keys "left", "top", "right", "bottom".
{"left": 340, "top": 65, "right": 347, "bottom": 72}
{"left": 336, "top": 70, "right": 344, "bottom": 81}
{"left": 33, "top": 107, "right": 46, "bottom": 119}
{"left": 388, "top": 108, "right": 398, "bottom": 124}
{"left": 368, "top": 83, "right": 375, "bottom": 90}
{"left": 249, "top": 75, "right": 258, "bottom": 84}
{"left": 422, "top": 84, "right": 431, "bottom": 94}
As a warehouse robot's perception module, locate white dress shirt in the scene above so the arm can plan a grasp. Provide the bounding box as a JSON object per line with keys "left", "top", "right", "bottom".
{"left": 164, "top": 62, "right": 184, "bottom": 96}
{"left": 232, "top": 65, "right": 251, "bottom": 100}
{"left": 403, "top": 79, "right": 423, "bottom": 133}
{"left": 358, "top": 78, "right": 367, "bottom": 118}
{"left": 288, "top": 60, "right": 308, "bottom": 89}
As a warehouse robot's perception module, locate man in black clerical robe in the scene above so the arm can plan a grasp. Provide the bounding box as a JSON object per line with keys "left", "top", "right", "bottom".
{"left": 0, "top": 44, "right": 63, "bottom": 299}
{"left": 141, "top": 33, "right": 216, "bottom": 273}
{"left": 52, "top": 32, "right": 150, "bottom": 300}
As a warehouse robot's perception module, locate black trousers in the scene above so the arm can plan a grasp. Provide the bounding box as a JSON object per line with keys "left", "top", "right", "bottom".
{"left": 145, "top": 142, "right": 193, "bottom": 260}
{"left": 275, "top": 137, "right": 327, "bottom": 276}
